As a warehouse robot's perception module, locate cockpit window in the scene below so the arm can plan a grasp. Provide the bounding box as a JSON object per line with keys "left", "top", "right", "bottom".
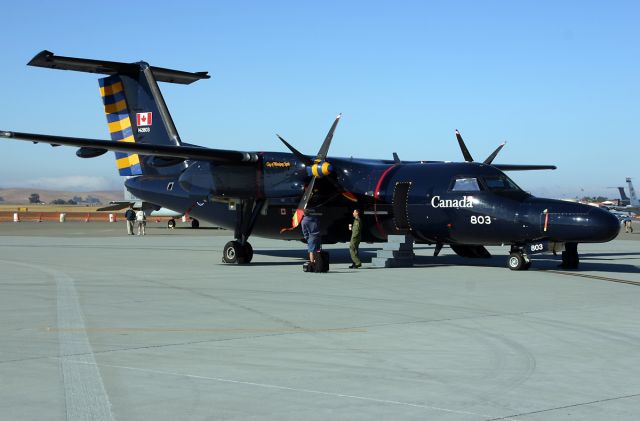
{"left": 451, "top": 177, "right": 481, "bottom": 191}
{"left": 483, "top": 175, "right": 522, "bottom": 191}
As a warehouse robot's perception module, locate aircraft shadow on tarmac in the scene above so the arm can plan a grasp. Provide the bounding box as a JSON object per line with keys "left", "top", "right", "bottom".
{"left": 250, "top": 248, "right": 380, "bottom": 266}
{"left": 579, "top": 252, "right": 640, "bottom": 259}
{"left": 253, "top": 247, "right": 640, "bottom": 274}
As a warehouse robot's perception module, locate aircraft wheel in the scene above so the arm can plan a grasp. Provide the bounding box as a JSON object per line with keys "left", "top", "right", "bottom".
{"left": 560, "top": 243, "right": 579, "bottom": 269}
{"left": 191, "top": 218, "right": 200, "bottom": 229}
{"left": 168, "top": 219, "right": 176, "bottom": 229}
{"left": 243, "top": 242, "right": 253, "bottom": 263}
{"left": 507, "top": 253, "right": 525, "bottom": 271}
{"left": 223, "top": 241, "right": 246, "bottom": 264}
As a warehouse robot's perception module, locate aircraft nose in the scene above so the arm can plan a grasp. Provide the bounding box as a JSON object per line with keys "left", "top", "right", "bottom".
{"left": 587, "top": 208, "right": 620, "bottom": 242}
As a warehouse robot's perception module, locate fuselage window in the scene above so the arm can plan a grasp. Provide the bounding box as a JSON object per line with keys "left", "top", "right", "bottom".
{"left": 451, "top": 177, "right": 481, "bottom": 191}
{"left": 167, "top": 182, "right": 174, "bottom": 191}
{"left": 483, "top": 176, "right": 521, "bottom": 191}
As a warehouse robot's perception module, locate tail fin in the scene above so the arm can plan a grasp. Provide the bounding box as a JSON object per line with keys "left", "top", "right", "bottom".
{"left": 99, "top": 75, "right": 141, "bottom": 176}
{"left": 28, "top": 50, "right": 209, "bottom": 176}
{"left": 617, "top": 187, "right": 630, "bottom": 202}
{"left": 627, "top": 178, "right": 639, "bottom": 206}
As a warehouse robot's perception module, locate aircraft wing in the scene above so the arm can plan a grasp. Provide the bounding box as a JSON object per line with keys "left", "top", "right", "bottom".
{"left": 493, "top": 164, "right": 557, "bottom": 171}
{"left": 96, "top": 201, "right": 135, "bottom": 212}
{"left": 0, "top": 130, "right": 259, "bottom": 164}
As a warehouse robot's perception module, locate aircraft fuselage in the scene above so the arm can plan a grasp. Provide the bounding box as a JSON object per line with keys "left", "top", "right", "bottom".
{"left": 125, "top": 154, "right": 620, "bottom": 247}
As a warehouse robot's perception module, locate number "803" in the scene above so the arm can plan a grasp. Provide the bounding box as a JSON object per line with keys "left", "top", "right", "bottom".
{"left": 470, "top": 215, "right": 492, "bottom": 224}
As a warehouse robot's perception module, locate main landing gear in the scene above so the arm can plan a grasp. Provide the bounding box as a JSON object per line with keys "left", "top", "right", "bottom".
{"left": 167, "top": 218, "right": 199, "bottom": 229}
{"left": 223, "top": 241, "right": 253, "bottom": 264}
{"left": 222, "top": 199, "right": 265, "bottom": 264}
{"left": 507, "top": 245, "right": 531, "bottom": 271}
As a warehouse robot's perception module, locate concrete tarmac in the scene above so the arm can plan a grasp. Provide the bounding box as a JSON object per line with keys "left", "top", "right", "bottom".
{"left": 1, "top": 222, "right": 640, "bottom": 420}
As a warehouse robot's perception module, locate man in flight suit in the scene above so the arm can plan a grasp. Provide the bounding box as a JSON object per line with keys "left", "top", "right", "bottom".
{"left": 349, "top": 209, "right": 362, "bottom": 268}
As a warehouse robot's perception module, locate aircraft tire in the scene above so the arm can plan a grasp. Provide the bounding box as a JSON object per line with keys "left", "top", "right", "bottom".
{"left": 191, "top": 218, "right": 200, "bottom": 229}
{"left": 168, "top": 219, "right": 176, "bottom": 229}
{"left": 243, "top": 242, "right": 253, "bottom": 263}
{"left": 507, "top": 253, "right": 525, "bottom": 271}
{"left": 223, "top": 240, "right": 246, "bottom": 264}
{"left": 559, "top": 243, "right": 579, "bottom": 269}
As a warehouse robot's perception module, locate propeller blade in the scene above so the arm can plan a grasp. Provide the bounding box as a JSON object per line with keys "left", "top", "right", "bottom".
{"left": 455, "top": 129, "right": 474, "bottom": 162}
{"left": 277, "top": 134, "right": 312, "bottom": 166}
{"left": 298, "top": 176, "right": 317, "bottom": 211}
{"left": 316, "top": 113, "right": 341, "bottom": 161}
{"left": 280, "top": 177, "right": 317, "bottom": 233}
{"left": 483, "top": 142, "right": 506, "bottom": 165}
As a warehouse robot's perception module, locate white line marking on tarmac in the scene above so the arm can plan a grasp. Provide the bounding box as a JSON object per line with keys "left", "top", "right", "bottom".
{"left": 69, "top": 361, "right": 499, "bottom": 418}
{"left": 1, "top": 260, "right": 115, "bottom": 421}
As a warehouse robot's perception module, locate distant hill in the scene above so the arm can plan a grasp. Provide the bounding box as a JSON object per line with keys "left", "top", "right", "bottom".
{"left": 0, "top": 188, "right": 121, "bottom": 204}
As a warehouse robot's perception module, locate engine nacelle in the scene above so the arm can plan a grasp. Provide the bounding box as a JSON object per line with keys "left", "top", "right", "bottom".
{"left": 178, "top": 162, "right": 259, "bottom": 199}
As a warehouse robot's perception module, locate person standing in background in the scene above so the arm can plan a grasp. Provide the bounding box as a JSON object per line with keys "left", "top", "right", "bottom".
{"left": 124, "top": 205, "right": 136, "bottom": 235}
{"left": 135, "top": 208, "right": 146, "bottom": 236}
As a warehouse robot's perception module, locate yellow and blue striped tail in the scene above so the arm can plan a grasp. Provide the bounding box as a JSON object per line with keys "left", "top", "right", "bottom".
{"left": 99, "top": 76, "right": 141, "bottom": 176}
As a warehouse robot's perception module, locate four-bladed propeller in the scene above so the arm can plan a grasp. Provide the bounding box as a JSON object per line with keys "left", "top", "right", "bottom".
{"left": 455, "top": 129, "right": 506, "bottom": 165}
{"left": 278, "top": 114, "right": 354, "bottom": 233}
{"left": 455, "top": 129, "right": 556, "bottom": 171}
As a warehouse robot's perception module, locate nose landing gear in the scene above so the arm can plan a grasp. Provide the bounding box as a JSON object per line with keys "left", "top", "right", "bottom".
{"left": 508, "top": 245, "right": 531, "bottom": 271}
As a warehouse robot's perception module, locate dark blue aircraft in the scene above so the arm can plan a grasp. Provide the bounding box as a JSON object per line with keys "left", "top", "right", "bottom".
{"left": 0, "top": 51, "right": 620, "bottom": 270}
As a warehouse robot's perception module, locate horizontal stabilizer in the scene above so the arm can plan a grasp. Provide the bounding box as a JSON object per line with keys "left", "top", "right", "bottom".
{"left": 1, "top": 130, "right": 259, "bottom": 164}
{"left": 97, "top": 201, "right": 135, "bottom": 212}
{"left": 28, "top": 50, "right": 210, "bottom": 85}
{"left": 493, "top": 164, "right": 556, "bottom": 171}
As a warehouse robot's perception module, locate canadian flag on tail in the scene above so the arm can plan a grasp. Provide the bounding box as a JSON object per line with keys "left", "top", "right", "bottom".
{"left": 136, "top": 112, "right": 153, "bottom": 126}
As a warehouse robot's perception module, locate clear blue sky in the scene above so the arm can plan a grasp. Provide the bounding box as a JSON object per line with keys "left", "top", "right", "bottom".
{"left": 1, "top": 0, "right": 638, "bottom": 198}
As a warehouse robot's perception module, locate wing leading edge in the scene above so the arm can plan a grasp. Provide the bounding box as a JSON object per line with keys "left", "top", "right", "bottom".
{"left": 0, "top": 130, "right": 259, "bottom": 164}
{"left": 492, "top": 164, "right": 557, "bottom": 171}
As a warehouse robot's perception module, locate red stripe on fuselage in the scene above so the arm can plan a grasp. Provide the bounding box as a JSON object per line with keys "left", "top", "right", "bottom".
{"left": 373, "top": 164, "right": 397, "bottom": 237}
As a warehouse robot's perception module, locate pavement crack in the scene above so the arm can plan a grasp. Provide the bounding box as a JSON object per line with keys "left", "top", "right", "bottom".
{"left": 487, "top": 392, "right": 640, "bottom": 420}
